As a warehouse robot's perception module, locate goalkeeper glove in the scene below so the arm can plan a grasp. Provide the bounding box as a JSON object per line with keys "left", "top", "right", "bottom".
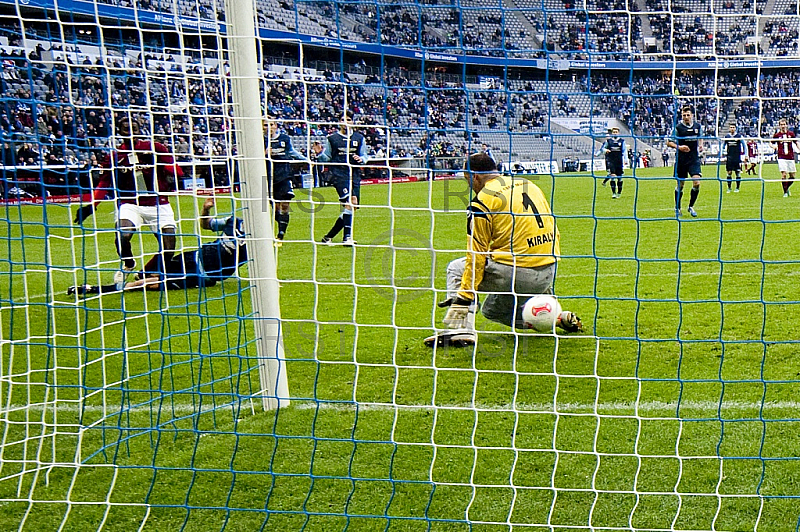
{"left": 440, "top": 296, "right": 474, "bottom": 329}
{"left": 74, "top": 204, "right": 96, "bottom": 224}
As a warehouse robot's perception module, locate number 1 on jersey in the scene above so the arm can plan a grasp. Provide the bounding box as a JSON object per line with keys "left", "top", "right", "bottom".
{"left": 522, "top": 192, "right": 545, "bottom": 228}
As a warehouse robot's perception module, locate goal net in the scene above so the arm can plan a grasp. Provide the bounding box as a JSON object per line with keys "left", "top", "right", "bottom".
{"left": 1, "top": 0, "right": 798, "bottom": 529}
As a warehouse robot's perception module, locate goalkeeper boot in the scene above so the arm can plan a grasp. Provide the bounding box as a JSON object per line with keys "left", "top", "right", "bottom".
{"left": 342, "top": 237, "right": 357, "bottom": 247}
{"left": 557, "top": 311, "right": 583, "bottom": 333}
{"left": 321, "top": 236, "right": 334, "bottom": 246}
{"left": 423, "top": 329, "right": 477, "bottom": 348}
{"left": 688, "top": 207, "right": 698, "bottom": 218}
{"left": 114, "top": 263, "right": 136, "bottom": 285}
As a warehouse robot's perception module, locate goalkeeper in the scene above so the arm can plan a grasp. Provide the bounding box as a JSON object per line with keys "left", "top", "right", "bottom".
{"left": 425, "top": 153, "right": 582, "bottom": 348}
{"left": 68, "top": 198, "right": 247, "bottom": 295}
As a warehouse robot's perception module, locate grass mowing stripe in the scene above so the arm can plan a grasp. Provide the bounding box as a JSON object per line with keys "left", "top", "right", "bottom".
{"left": 3, "top": 400, "right": 799, "bottom": 414}
{"left": 3, "top": 166, "right": 800, "bottom": 530}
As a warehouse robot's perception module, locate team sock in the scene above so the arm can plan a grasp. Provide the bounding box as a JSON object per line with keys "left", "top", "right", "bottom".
{"left": 675, "top": 188, "right": 683, "bottom": 209}
{"left": 116, "top": 236, "right": 134, "bottom": 269}
{"left": 616, "top": 179, "right": 623, "bottom": 194}
{"left": 689, "top": 186, "right": 699, "bottom": 208}
{"left": 326, "top": 216, "right": 345, "bottom": 239}
{"left": 341, "top": 211, "right": 353, "bottom": 240}
{"left": 610, "top": 181, "right": 617, "bottom": 194}
{"left": 727, "top": 174, "right": 732, "bottom": 189}
{"left": 275, "top": 211, "right": 289, "bottom": 237}
{"left": 736, "top": 171, "right": 741, "bottom": 189}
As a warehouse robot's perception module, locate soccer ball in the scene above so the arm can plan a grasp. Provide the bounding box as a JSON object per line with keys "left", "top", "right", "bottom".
{"left": 521, "top": 295, "right": 562, "bottom": 332}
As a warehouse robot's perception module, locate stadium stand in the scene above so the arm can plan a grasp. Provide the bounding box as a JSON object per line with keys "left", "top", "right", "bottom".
{"left": 44, "top": 0, "right": 800, "bottom": 59}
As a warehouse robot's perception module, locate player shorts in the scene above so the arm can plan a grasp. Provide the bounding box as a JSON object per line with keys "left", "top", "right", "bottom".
{"left": 163, "top": 250, "right": 203, "bottom": 290}
{"left": 675, "top": 161, "right": 702, "bottom": 181}
{"left": 445, "top": 257, "right": 557, "bottom": 328}
{"left": 726, "top": 159, "right": 741, "bottom": 172}
{"left": 117, "top": 202, "right": 176, "bottom": 231}
{"left": 607, "top": 162, "right": 623, "bottom": 176}
{"left": 778, "top": 158, "right": 797, "bottom": 174}
{"left": 269, "top": 178, "right": 295, "bottom": 201}
{"left": 334, "top": 178, "right": 361, "bottom": 202}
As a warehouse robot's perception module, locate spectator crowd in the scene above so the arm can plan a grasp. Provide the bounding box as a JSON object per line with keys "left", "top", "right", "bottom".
{"left": 2, "top": 9, "right": 800, "bottom": 197}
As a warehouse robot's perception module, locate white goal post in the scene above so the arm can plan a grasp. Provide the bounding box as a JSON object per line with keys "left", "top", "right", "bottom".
{"left": 225, "top": 0, "right": 290, "bottom": 410}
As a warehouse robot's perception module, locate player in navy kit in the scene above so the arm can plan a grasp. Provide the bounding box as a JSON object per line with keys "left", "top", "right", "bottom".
{"left": 68, "top": 198, "right": 247, "bottom": 295}
{"left": 666, "top": 106, "right": 703, "bottom": 218}
{"left": 265, "top": 119, "right": 306, "bottom": 244}
{"left": 312, "top": 111, "right": 368, "bottom": 246}
{"left": 723, "top": 124, "right": 745, "bottom": 193}
{"left": 597, "top": 127, "right": 627, "bottom": 198}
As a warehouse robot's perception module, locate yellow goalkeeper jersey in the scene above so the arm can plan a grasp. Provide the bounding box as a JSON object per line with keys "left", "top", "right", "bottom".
{"left": 459, "top": 175, "right": 560, "bottom": 300}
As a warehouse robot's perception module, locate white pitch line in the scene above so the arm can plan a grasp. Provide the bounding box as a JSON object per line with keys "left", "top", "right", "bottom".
{"left": 1, "top": 400, "right": 798, "bottom": 417}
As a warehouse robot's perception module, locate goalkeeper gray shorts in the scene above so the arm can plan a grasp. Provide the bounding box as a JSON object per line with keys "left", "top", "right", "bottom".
{"left": 446, "top": 258, "right": 556, "bottom": 328}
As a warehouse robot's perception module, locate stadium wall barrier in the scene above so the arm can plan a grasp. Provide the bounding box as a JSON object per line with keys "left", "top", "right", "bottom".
{"left": 499, "top": 160, "right": 560, "bottom": 174}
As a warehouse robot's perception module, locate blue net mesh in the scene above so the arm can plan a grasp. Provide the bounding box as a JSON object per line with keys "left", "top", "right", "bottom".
{"left": 2, "top": 0, "right": 800, "bottom": 529}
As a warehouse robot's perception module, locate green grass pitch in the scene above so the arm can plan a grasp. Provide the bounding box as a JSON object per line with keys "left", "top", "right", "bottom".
{"left": 1, "top": 163, "right": 800, "bottom": 531}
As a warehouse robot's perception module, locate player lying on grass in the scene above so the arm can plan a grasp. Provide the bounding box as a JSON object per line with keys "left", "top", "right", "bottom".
{"left": 424, "top": 153, "right": 582, "bottom": 348}
{"left": 68, "top": 198, "right": 247, "bottom": 295}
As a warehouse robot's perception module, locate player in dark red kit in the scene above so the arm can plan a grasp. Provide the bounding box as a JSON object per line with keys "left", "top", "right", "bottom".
{"left": 745, "top": 139, "right": 758, "bottom": 175}
{"left": 74, "top": 114, "right": 183, "bottom": 283}
{"left": 771, "top": 119, "right": 800, "bottom": 197}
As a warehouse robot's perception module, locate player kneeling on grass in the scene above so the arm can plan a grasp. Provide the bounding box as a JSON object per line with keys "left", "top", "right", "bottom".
{"left": 68, "top": 198, "right": 247, "bottom": 295}
{"left": 424, "top": 153, "right": 582, "bottom": 348}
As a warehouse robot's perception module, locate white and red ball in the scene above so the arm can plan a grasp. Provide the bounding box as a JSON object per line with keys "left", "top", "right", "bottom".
{"left": 521, "top": 295, "right": 562, "bottom": 332}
